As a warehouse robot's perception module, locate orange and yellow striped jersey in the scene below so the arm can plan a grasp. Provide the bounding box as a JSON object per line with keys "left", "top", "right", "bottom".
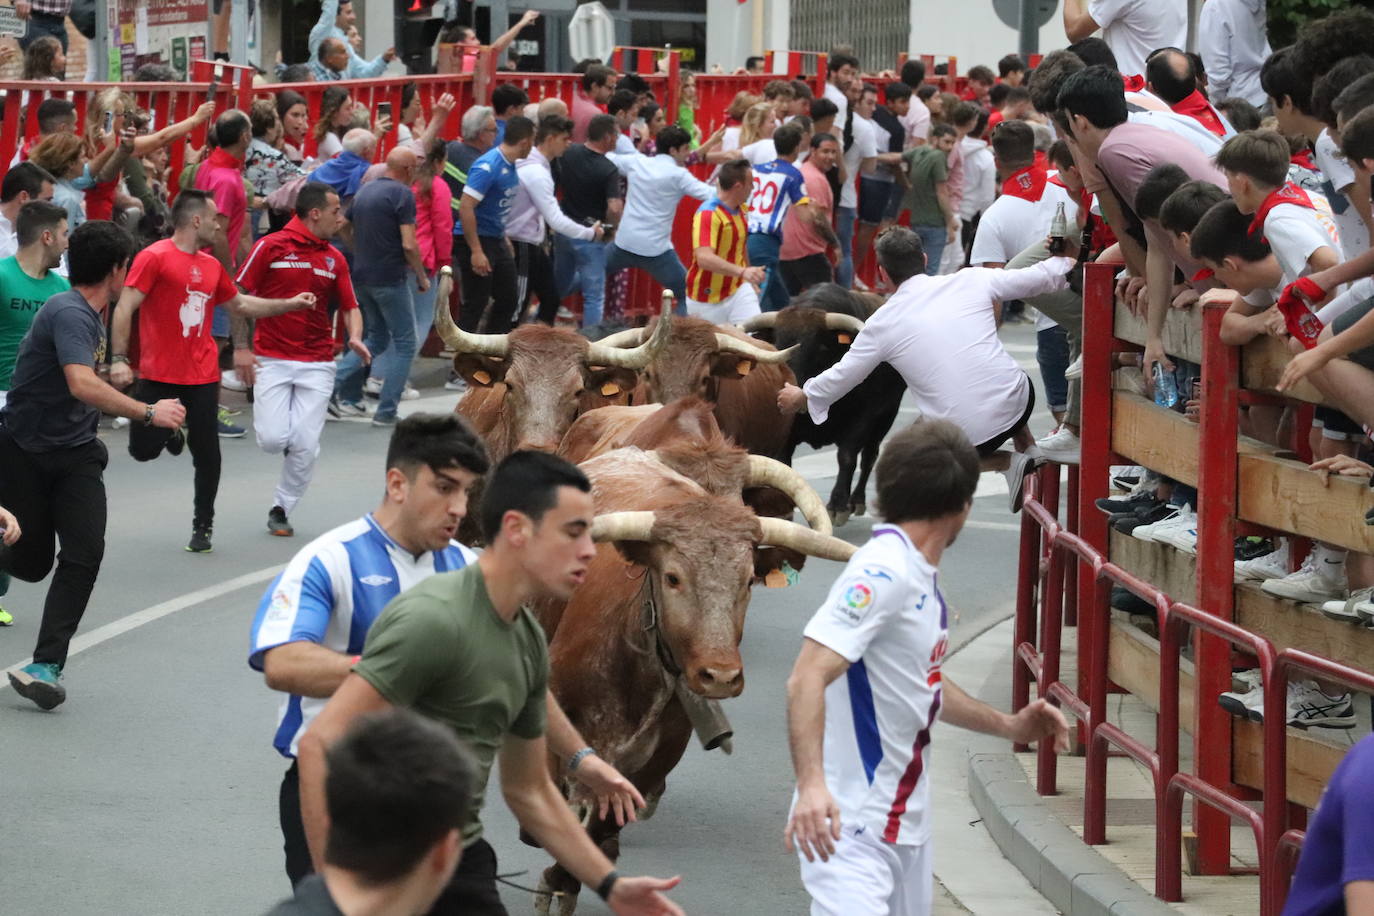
{"left": 686, "top": 197, "right": 749, "bottom": 304}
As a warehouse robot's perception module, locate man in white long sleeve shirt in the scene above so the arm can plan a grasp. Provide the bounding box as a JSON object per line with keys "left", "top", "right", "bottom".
{"left": 778, "top": 227, "right": 1074, "bottom": 511}
{"left": 1198, "top": 0, "right": 1272, "bottom": 109}
{"left": 605, "top": 125, "right": 713, "bottom": 309}
{"left": 308, "top": 0, "right": 394, "bottom": 79}
{"left": 507, "top": 116, "right": 602, "bottom": 326}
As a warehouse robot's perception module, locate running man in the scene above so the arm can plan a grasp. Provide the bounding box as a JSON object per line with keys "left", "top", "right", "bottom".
{"left": 0, "top": 200, "right": 70, "bottom": 412}
{"left": 783, "top": 420, "right": 1069, "bottom": 915}
{"left": 685, "top": 158, "right": 765, "bottom": 324}
{"left": 236, "top": 182, "right": 369, "bottom": 537}
{"left": 110, "top": 190, "right": 317, "bottom": 554}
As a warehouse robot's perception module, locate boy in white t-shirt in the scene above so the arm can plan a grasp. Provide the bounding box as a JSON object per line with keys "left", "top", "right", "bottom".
{"left": 783, "top": 420, "right": 1069, "bottom": 916}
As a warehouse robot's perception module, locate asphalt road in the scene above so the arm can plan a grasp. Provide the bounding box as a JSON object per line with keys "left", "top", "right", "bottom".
{"left": 0, "top": 323, "right": 1055, "bottom": 915}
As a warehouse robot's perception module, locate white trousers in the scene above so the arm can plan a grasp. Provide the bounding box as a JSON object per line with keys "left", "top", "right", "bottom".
{"left": 686, "top": 283, "right": 761, "bottom": 325}
{"left": 798, "top": 824, "right": 932, "bottom": 916}
{"left": 253, "top": 357, "right": 335, "bottom": 514}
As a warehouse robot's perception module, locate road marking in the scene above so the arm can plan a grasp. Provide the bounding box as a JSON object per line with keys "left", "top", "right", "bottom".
{"left": 3, "top": 564, "right": 281, "bottom": 678}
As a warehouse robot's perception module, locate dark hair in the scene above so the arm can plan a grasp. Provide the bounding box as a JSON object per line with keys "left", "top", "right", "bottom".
{"left": 746, "top": 56, "right": 766, "bottom": 71}
{"left": 132, "top": 62, "right": 177, "bottom": 83}
{"left": 763, "top": 79, "right": 795, "bottom": 100}
{"left": 295, "top": 181, "right": 339, "bottom": 218}
{"left": 875, "top": 420, "right": 980, "bottom": 523}
{"left": 1, "top": 161, "right": 55, "bottom": 204}
{"left": 1047, "top": 139, "right": 1075, "bottom": 171}
{"left": 809, "top": 97, "right": 839, "bottom": 122}
{"left": 930, "top": 123, "right": 956, "bottom": 140}
{"left": 276, "top": 89, "right": 307, "bottom": 121}
{"left": 1291, "top": 7, "right": 1374, "bottom": 95}
{"left": 1215, "top": 129, "right": 1290, "bottom": 189}
{"left": 401, "top": 82, "right": 419, "bottom": 112}
{"left": 615, "top": 73, "right": 650, "bottom": 96}
{"left": 171, "top": 188, "right": 213, "bottom": 228}
{"left": 67, "top": 220, "right": 134, "bottom": 286}
{"left": 1342, "top": 105, "right": 1374, "bottom": 164}
{"left": 1005, "top": 86, "right": 1031, "bottom": 105}
{"left": 971, "top": 107, "right": 990, "bottom": 138}
{"left": 917, "top": 84, "right": 938, "bottom": 102}
{"left": 718, "top": 158, "right": 752, "bottom": 191}
{"left": 324, "top": 709, "right": 474, "bottom": 885}
{"left": 967, "top": 65, "right": 995, "bottom": 85}
{"left": 791, "top": 79, "right": 814, "bottom": 101}
{"left": 1066, "top": 37, "right": 1117, "bottom": 70}
{"left": 811, "top": 131, "right": 838, "bottom": 149}
{"left": 250, "top": 98, "right": 279, "bottom": 138}
{"left": 1189, "top": 199, "right": 1271, "bottom": 265}
{"left": 1312, "top": 55, "right": 1374, "bottom": 127}
{"left": 210, "top": 110, "right": 251, "bottom": 149}
{"left": 1057, "top": 65, "right": 1128, "bottom": 131}
{"left": 828, "top": 53, "right": 859, "bottom": 76}
{"left": 386, "top": 412, "right": 490, "bottom": 483}
{"left": 999, "top": 54, "right": 1027, "bottom": 78}
{"left": 35, "top": 97, "right": 76, "bottom": 135}
{"left": 1134, "top": 163, "right": 1190, "bottom": 221}
{"left": 581, "top": 64, "right": 614, "bottom": 92}
{"left": 586, "top": 113, "right": 618, "bottom": 144}
{"left": 875, "top": 226, "right": 926, "bottom": 285}
{"left": 480, "top": 450, "right": 591, "bottom": 542}
{"left": 773, "top": 121, "right": 805, "bottom": 157}
{"left": 988, "top": 83, "right": 1011, "bottom": 109}
{"left": 1158, "top": 180, "right": 1228, "bottom": 235}
{"left": 1334, "top": 74, "right": 1374, "bottom": 128}
{"left": 1145, "top": 49, "right": 1195, "bottom": 105}
{"left": 948, "top": 102, "right": 980, "bottom": 129}
{"left": 638, "top": 101, "right": 661, "bottom": 128}
{"left": 1260, "top": 46, "right": 1311, "bottom": 115}
{"left": 281, "top": 63, "right": 315, "bottom": 84}
{"left": 884, "top": 81, "right": 912, "bottom": 104}
{"left": 535, "top": 114, "right": 574, "bottom": 144}
{"left": 491, "top": 83, "right": 529, "bottom": 115}
{"left": 1028, "top": 50, "right": 1085, "bottom": 115}
{"left": 900, "top": 58, "right": 927, "bottom": 88}
{"left": 1214, "top": 97, "right": 1262, "bottom": 133}
{"left": 22, "top": 35, "right": 62, "bottom": 81}
{"left": 16, "top": 199, "right": 67, "bottom": 247}
{"left": 607, "top": 89, "right": 639, "bottom": 118}
{"left": 990, "top": 119, "right": 1035, "bottom": 168}
{"left": 656, "top": 124, "right": 691, "bottom": 154}
{"left": 501, "top": 115, "right": 535, "bottom": 146}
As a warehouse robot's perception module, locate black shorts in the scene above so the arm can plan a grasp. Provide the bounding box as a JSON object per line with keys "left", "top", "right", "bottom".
{"left": 1315, "top": 406, "right": 1363, "bottom": 439}
{"left": 858, "top": 177, "right": 895, "bottom": 225}
{"left": 974, "top": 374, "right": 1036, "bottom": 458}
{"left": 1332, "top": 295, "right": 1374, "bottom": 371}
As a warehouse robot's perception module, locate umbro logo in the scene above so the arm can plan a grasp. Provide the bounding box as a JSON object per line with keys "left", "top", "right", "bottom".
{"left": 360, "top": 574, "right": 393, "bottom": 586}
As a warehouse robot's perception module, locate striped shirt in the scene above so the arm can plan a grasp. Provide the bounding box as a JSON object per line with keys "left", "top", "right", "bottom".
{"left": 746, "top": 160, "right": 810, "bottom": 238}
{"left": 247, "top": 515, "right": 477, "bottom": 758}
{"left": 686, "top": 197, "right": 749, "bottom": 304}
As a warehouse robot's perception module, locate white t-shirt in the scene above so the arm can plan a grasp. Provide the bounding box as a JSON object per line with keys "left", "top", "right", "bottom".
{"left": 824, "top": 82, "right": 849, "bottom": 125}
{"left": 721, "top": 126, "right": 742, "bottom": 152}
{"left": 0, "top": 213, "right": 15, "bottom": 262}
{"left": 1244, "top": 201, "right": 1342, "bottom": 308}
{"left": 741, "top": 139, "right": 777, "bottom": 166}
{"left": 970, "top": 178, "right": 1079, "bottom": 268}
{"left": 839, "top": 115, "right": 878, "bottom": 211}
{"left": 958, "top": 138, "right": 997, "bottom": 221}
{"left": 1086, "top": 0, "right": 1188, "bottom": 78}
{"left": 318, "top": 132, "right": 344, "bottom": 159}
{"left": 802, "top": 257, "right": 1076, "bottom": 445}
{"left": 1314, "top": 129, "right": 1370, "bottom": 262}
{"left": 799, "top": 524, "right": 948, "bottom": 845}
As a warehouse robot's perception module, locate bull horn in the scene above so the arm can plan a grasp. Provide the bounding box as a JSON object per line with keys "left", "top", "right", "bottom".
{"left": 594, "top": 327, "right": 647, "bottom": 349}
{"left": 739, "top": 312, "right": 778, "bottom": 332}
{"left": 746, "top": 455, "right": 833, "bottom": 536}
{"left": 757, "top": 516, "right": 856, "bottom": 562}
{"left": 714, "top": 331, "right": 797, "bottom": 364}
{"left": 584, "top": 294, "right": 673, "bottom": 369}
{"left": 590, "top": 510, "right": 657, "bottom": 543}
{"left": 823, "top": 313, "right": 866, "bottom": 334}
{"left": 432, "top": 266, "right": 509, "bottom": 357}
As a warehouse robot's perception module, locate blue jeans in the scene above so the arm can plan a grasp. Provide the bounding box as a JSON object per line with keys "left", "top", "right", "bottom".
{"left": 556, "top": 236, "right": 611, "bottom": 327}
{"left": 605, "top": 244, "right": 687, "bottom": 314}
{"left": 21, "top": 12, "right": 67, "bottom": 51}
{"left": 368, "top": 271, "right": 438, "bottom": 381}
{"left": 914, "top": 224, "right": 947, "bottom": 276}
{"left": 1036, "top": 325, "right": 1070, "bottom": 412}
{"left": 335, "top": 283, "right": 416, "bottom": 420}
{"left": 746, "top": 233, "right": 788, "bottom": 312}
{"left": 835, "top": 205, "right": 856, "bottom": 289}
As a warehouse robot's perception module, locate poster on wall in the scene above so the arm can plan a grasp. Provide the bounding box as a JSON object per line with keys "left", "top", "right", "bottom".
{"left": 108, "top": 0, "right": 210, "bottom": 79}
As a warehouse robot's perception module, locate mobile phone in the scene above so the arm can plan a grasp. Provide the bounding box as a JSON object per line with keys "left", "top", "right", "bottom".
{"left": 378, "top": 102, "right": 392, "bottom": 121}
{"left": 103, "top": 110, "right": 114, "bottom": 132}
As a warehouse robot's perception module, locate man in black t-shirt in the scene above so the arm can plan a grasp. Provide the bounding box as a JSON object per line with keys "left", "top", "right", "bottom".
{"left": 0, "top": 221, "right": 186, "bottom": 710}
{"left": 552, "top": 114, "right": 625, "bottom": 329}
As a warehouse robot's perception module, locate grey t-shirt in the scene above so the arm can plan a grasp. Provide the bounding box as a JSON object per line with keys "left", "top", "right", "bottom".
{"left": 346, "top": 177, "right": 416, "bottom": 287}
{"left": 0, "top": 289, "right": 105, "bottom": 452}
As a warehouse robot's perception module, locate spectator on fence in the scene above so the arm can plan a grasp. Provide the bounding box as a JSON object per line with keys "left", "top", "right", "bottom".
{"left": 308, "top": 129, "right": 377, "bottom": 203}
{"left": 1061, "top": 0, "right": 1186, "bottom": 79}
{"left": 1145, "top": 48, "right": 1234, "bottom": 139}
{"left": 30, "top": 133, "right": 94, "bottom": 230}
{"left": 571, "top": 64, "right": 615, "bottom": 143}
{"left": 720, "top": 92, "right": 759, "bottom": 151}
{"left": 0, "top": 162, "right": 56, "bottom": 261}
{"left": 280, "top": 63, "right": 315, "bottom": 85}
{"left": 309, "top": 38, "right": 350, "bottom": 83}
{"left": 444, "top": 10, "right": 540, "bottom": 74}
{"left": 80, "top": 91, "right": 138, "bottom": 224}
{"left": 551, "top": 113, "right": 623, "bottom": 330}
{"left": 21, "top": 35, "right": 63, "bottom": 81}
{"left": 11, "top": 97, "right": 76, "bottom": 168}
{"left": 999, "top": 54, "right": 1028, "bottom": 87}
{"left": 1197, "top": 0, "right": 1270, "bottom": 108}
{"left": 454, "top": 116, "right": 531, "bottom": 333}
{"left": 1215, "top": 97, "right": 1262, "bottom": 134}
{"left": 277, "top": 91, "right": 311, "bottom": 166}
{"left": 308, "top": 0, "right": 395, "bottom": 80}
{"left": 779, "top": 133, "right": 841, "bottom": 296}
{"left": 313, "top": 87, "right": 355, "bottom": 160}
{"left": 710, "top": 101, "right": 775, "bottom": 165}
{"left": 246, "top": 99, "right": 307, "bottom": 238}
{"left": 824, "top": 53, "right": 859, "bottom": 124}
{"left": 15, "top": 0, "right": 72, "bottom": 54}
{"left": 0, "top": 200, "right": 69, "bottom": 411}
{"left": 960, "top": 66, "right": 997, "bottom": 108}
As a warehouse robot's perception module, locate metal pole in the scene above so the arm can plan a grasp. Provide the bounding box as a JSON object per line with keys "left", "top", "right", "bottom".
{"left": 1017, "top": 0, "right": 1039, "bottom": 58}
{"left": 230, "top": 0, "right": 251, "bottom": 69}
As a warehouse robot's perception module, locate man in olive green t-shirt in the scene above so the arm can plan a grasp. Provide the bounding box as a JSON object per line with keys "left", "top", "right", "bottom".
{"left": 902, "top": 124, "right": 960, "bottom": 277}
{"left": 299, "top": 451, "right": 685, "bottom": 916}
{"left": 0, "top": 200, "right": 70, "bottom": 405}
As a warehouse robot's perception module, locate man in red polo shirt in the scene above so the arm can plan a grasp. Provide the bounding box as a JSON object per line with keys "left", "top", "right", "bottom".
{"left": 109, "top": 190, "right": 316, "bottom": 554}
{"left": 236, "top": 182, "right": 368, "bottom": 537}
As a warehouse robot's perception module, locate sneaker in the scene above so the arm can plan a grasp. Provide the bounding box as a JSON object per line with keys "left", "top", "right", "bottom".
{"left": 1218, "top": 682, "right": 1264, "bottom": 720}
{"left": 267, "top": 506, "right": 294, "bottom": 537}
{"left": 444, "top": 376, "right": 469, "bottom": 392}
{"left": 1003, "top": 451, "right": 1040, "bottom": 513}
{"left": 1064, "top": 354, "right": 1083, "bottom": 380}
{"left": 1128, "top": 505, "right": 1185, "bottom": 540}
{"left": 1283, "top": 681, "right": 1356, "bottom": 729}
{"left": 1110, "top": 585, "right": 1156, "bottom": 616}
{"left": 186, "top": 522, "right": 213, "bottom": 554}
{"left": 1154, "top": 510, "right": 1199, "bottom": 554}
{"left": 337, "top": 398, "right": 368, "bottom": 418}
{"left": 1113, "top": 501, "right": 1178, "bottom": 536}
{"left": 327, "top": 395, "right": 343, "bottom": 420}
{"left": 111, "top": 416, "right": 130, "bottom": 429}
{"left": 1110, "top": 465, "right": 1144, "bottom": 489}
{"left": 218, "top": 402, "right": 243, "bottom": 418}
{"left": 1035, "top": 426, "right": 1081, "bottom": 465}
{"left": 400, "top": 384, "right": 420, "bottom": 401}
{"left": 1321, "top": 587, "right": 1374, "bottom": 624}
{"left": 0, "top": 604, "right": 12, "bottom": 626}
{"left": 364, "top": 376, "right": 384, "bottom": 397}
{"left": 7, "top": 662, "right": 65, "bottom": 710}
{"left": 371, "top": 413, "right": 399, "bottom": 429}
{"left": 217, "top": 408, "right": 246, "bottom": 439}
{"left": 221, "top": 370, "right": 248, "bottom": 393}
{"left": 1235, "top": 540, "right": 1290, "bottom": 582}
{"left": 165, "top": 425, "right": 186, "bottom": 457}
{"left": 1232, "top": 668, "right": 1263, "bottom": 693}
{"left": 1262, "top": 547, "right": 1348, "bottom": 604}
{"left": 1235, "top": 536, "right": 1274, "bottom": 561}
{"left": 1096, "top": 489, "right": 1160, "bottom": 517}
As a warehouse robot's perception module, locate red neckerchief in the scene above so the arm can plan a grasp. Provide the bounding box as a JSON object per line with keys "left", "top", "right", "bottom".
{"left": 1191, "top": 268, "right": 1214, "bottom": 284}
{"left": 1000, "top": 163, "right": 1048, "bottom": 202}
{"left": 1170, "top": 90, "right": 1227, "bottom": 137}
{"left": 281, "top": 215, "right": 328, "bottom": 250}
{"left": 1033, "top": 150, "right": 1048, "bottom": 169}
{"left": 205, "top": 147, "right": 243, "bottom": 172}
{"left": 1291, "top": 148, "right": 1317, "bottom": 171}
{"left": 1047, "top": 173, "right": 1066, "bottom": 190}
{"left": 1249, "top": 182, "right": 1315, "bottom": 237}
{"left": 1122, "top": 74, "right": 1147, "bottom": 92}
{"left": 726, "top": 115, "right": 743, "bottom": 126}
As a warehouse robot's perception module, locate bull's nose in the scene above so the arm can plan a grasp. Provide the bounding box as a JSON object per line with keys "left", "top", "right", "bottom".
{"left": 697, "top": 666, "right": 743, "bottom": 697}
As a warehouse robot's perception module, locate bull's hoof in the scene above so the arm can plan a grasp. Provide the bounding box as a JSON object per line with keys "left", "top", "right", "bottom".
{"left": 829, "top": 507, "right": 852, "bottom": 527}
{"left": 534, "top": 876, "right": 555, "bottom": 916}
{"left": 640, "top": 789, "right": 664, "bottom": 820}
{"left": 850, "top": 500, "right": 867, "bottom": 517}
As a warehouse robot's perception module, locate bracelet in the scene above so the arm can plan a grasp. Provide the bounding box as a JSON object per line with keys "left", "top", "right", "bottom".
{"left": 112, "top": 354, "right": 129, "bottom": 364}
{"left": 143, "top": 403, "right": 156, "bottom": 426}
{"left": 594, "top": 869, "right": 619, "bottom": 902}
{"left": 567, "top": 746, "right": 596, "bottom": 772}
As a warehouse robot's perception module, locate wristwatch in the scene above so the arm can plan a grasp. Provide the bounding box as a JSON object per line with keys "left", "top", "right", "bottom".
{"left": 111, "top": 354, "right": 130, "bottom": 365}
{"left": 143, "top": 403, "right": 156, "bottom": 426}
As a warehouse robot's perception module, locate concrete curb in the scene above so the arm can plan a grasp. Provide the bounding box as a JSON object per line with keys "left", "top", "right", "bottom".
{"left": 968, "top": 753, "right": 1176, "bottom": 916}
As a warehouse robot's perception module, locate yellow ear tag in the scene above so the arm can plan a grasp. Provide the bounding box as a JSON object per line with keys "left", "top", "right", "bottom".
{"left": 837, "top": 333, "right": 853, "bottom": 344}
{"left": 600, "top": 381, "right": 622, "bottom": 396}
{"left": 737, "top": 360, "right": 754, "bottom": 376}
{"left": 473, "top": 370, "right": 491, "bottom": 385}
{"left": 764, "top": 568, "right": 789, "bottom": 588}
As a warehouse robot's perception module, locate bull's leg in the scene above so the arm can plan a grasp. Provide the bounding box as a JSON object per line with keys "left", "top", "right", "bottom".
{"left": 538, "top": 863, "right": 582, "bottom": 916}
{"left": 850, "top": 438, "right": 881, "bottom": 517}
{"left": 828, "top": 444, "right": 859, "bottom": 527}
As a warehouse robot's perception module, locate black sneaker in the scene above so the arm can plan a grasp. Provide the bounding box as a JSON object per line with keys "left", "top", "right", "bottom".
{"left": 1235, "top": 536, "right": 1273, "bottom": 561}
{"left": 1095, "top": 490, "right": 1160, "bottom": 515}
{"left": 1110, "top": 585, "right": 1157, "bottom": 615}
{"left": 165, "top": 425, "right": 186, "bottom": 457}
{"left": 267, "top": 506, "right": 294, "bottom": 537}
{"left": 186, "top": 522, "right": 213, "bottom": 553}
{"left": 1112, "top": 502, "right": 1176, "bottom": 535}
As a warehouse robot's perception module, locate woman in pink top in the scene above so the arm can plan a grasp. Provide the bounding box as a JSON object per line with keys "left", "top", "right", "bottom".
{"left": 411, "top": 137, "right": 453, "bottom": 348}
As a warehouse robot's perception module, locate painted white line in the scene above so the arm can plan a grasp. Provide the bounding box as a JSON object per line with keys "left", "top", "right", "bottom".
{"left": 3, "top": 564, "right": 281, "bottom": 678}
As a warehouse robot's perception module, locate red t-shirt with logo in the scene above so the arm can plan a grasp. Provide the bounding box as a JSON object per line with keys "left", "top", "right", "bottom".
{"left": 127, "top": 238, "right": 238, "bottom": 385}
{"left": 236, "top": 216, "right": 359, "bottom": 362}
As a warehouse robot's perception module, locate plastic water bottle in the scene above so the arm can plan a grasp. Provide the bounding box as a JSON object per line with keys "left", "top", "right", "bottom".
{"left": 1153, "top": 363, "right": 1179, "bottom": 408}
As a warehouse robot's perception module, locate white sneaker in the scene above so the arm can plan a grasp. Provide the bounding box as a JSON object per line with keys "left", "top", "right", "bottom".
{"left": 112, "top": 416, "right": 130, "bottom": 429}
{"left": 400, "top": 384, "right": 420, "bottom": 401}
{"left": 1218, "top": 682, "right": 1264, "bottom": 720}
{"left": 221, "top": 370, "right": 248, "bottom": 393}
{"left": 1261, "top": 546, "right": 1348, "bottom": 604}
{"left": 1002, "top": 450, "right": 1040, "bottom": 513}
{"left": 1035, "top": 426, "right": 1081, "bottom": 465}
{"left": 1235, "top": 540, "right": 1290, "bottom": 582}
{"left": 444, "top": 376, "right": 468, "bottom": 392}
{"left": 1231, "top": 668, "right": 1263, "bottom": 693}
{"left": 1283, "top": 681, "right": 1356, "bottom": 729}
{"left": 1321, "top": 586, "right": 1374, "bottom": 624}
{"left": 1130, "top": 505, "right": 1183, "bottom": 541}
{"left": 1154, "top": 510, "right": 1199, "bottom": 554}
{"left": 1064, "top": 354, "right": 1083, "bottom": 380}
{"left": 364, "top": 376, "right": 384, "bottom": 397}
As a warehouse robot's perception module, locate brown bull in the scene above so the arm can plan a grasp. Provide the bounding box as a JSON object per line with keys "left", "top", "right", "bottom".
{"left": 530, "top": 447, "right": 854, "bottom": 915}
{"left": 597, "top": 315, "right": 799, "bottom": 458}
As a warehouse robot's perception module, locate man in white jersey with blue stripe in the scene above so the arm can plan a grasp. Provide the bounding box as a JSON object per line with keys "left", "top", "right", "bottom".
{"left": 747, "top": 120, "right": 837, "bottom": 312}
{"left": 249, "top": 413, "right": 643, "bottom": 896}
{"left": 783, "top": 420, "right": 1070, "bottom": 915}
